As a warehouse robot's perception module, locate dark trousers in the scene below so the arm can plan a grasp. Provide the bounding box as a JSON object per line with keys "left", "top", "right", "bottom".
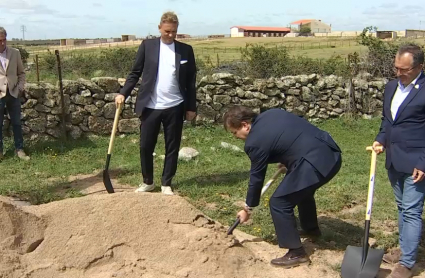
{"left": 270, "top": 154, "right": 342, "bottom": 249}
{"left": 139, "top": 103, "right": 184, "bottom": 186}
{"left": 0, "top": 89, "right": 24, "bottom": 152}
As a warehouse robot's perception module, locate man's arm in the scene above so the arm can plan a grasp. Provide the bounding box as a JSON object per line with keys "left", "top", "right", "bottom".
{"left": 375, "top": 88, "right": 388, "bottom": 146}
{"left": 245, "top": 146, "right": 269, "bottom": 208}
{"left": 186, "top": 45, "right": 197, "bottom": 112}
{"left": 120, "top": 41, "right": 146, "bottom": 99}
{"left": 16, "top": 50, "right": 25, "bottom": 92}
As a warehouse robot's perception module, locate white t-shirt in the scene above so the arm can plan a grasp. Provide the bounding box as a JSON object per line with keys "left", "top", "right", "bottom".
{"left": 146, "top": 40, "right": 183, "bottom": 109}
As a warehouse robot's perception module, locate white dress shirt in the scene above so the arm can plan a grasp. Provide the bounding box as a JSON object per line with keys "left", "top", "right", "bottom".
{"left": 390, "top": 72, "right": 422, "bottom": 120}
{"left": 0, "top": 47, "right": 6, "bottom": 70}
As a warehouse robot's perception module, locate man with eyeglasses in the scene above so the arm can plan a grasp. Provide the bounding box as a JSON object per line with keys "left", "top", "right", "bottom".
{"left": 372, "top": 43, "right": 424, "bottom": 278}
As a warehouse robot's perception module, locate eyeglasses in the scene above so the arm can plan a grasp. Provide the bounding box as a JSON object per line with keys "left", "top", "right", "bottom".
{"left": 393, "top": 64, "right": 422, "bottom": 74}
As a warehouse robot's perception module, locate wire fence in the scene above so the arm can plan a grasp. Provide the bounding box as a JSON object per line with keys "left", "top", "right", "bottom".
{"left": 22, "top": 38, "right": 366, "bottom": 83}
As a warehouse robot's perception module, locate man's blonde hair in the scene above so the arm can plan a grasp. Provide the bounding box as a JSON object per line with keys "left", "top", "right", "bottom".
{"left": 160, "top": 11, "right": 179, "bottom": 26}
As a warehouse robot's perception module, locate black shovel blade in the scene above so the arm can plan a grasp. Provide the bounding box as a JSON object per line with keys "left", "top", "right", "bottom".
{"left": 341, "top": 245, "right": 384, "bottom": 278}
{"left": 102, "top": 154, "right": 115, "bottom": 194}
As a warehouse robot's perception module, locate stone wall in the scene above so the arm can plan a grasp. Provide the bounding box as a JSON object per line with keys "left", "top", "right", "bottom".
{"left": 2, "top": 73, "right": 387, "bottom": 140}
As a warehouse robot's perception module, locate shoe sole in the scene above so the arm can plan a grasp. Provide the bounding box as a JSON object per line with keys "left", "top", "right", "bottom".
{"left": 135, "top": 186, "right": 155, "bottom": 193}
{"left": 270, "top": 259, "right": 311, "bottom": 269}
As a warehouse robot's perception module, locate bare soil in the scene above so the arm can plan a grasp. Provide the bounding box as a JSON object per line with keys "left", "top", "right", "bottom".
{"left": 0, "top": 175, "right": 406, "bottom": 278}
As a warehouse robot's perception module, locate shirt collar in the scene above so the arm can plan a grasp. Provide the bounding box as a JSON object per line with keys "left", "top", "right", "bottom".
{"left": 398, "top": 71, "right": 422, "bottom": 89}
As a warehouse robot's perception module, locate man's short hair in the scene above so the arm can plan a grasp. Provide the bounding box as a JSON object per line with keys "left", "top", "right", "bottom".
{"left": 223, "top": 105, "right": 258, "bottom": 131}
{"left": 160, "top": 11, "right": 179, "bottom": 26}
{"left": 0, "top": 27, "right": 7, "bottom": 37}
{"left": 397, "top": 43, "right": 424, "bottom": 67}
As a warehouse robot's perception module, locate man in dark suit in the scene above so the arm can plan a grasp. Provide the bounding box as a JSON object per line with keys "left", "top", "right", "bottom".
{"left": 223, "top": 106, "right": 342, "bottom": 268}
{"left": 116, "top": 11, "right": 197, "bottom": 195}
{"left": 373, "top": 43, "right": 425, "bottom": 278}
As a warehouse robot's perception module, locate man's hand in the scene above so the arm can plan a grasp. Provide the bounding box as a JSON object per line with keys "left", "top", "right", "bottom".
{"left": 277, "top": 163, "right": 287, "bottom": 171}
{"left": 372, "top": 141, "right": 385, "bottom": 154}
{"left": 236, "top": 210, "right": 250, "bottom": 224}
{"left": 186, "top": 111, "right": 196, "bottom": 121}
{"left": 115, "top": 94, "right": 125, "bottom": 107}
{"left": 413, "top": 168, "right": 425, "bottom": 183}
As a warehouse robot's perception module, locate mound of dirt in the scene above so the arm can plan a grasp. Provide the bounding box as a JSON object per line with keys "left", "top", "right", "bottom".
{"left": 0, "top": 192, "right": 389, "bottom": 278}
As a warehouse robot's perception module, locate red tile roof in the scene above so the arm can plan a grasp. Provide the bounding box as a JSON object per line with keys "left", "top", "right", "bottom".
{"left": 231, "top": 26, "right": 291, "bottom": 32}
{"left": 290, "top": 19, "right": 314, "bottom": 25}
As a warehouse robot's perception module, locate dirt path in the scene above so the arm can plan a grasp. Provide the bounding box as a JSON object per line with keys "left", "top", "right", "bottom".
{"left": 0, "top": 176, "right": 405, "bottom": 278}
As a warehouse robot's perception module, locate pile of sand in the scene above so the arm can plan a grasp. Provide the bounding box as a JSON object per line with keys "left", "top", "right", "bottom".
{"left": 0, "top": 192, "right": 359, "bottom": 278}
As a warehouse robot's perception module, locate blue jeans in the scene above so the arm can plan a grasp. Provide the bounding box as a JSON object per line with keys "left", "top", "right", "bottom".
{"left": 388, "top": 166, "right": 425, "bottom": 269}
{"left": 0, "top": 91, "right": 24, "bottom": 151}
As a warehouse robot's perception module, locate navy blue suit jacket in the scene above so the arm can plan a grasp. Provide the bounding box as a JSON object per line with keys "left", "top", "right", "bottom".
{"left": 244, "top": 108, "right": 342, "bottom": 207}
{"left": 375, "top": 72, "right": 425, "bottom": 174}
{"left": 119, "top": 38, "right": 197, "bottom": 116}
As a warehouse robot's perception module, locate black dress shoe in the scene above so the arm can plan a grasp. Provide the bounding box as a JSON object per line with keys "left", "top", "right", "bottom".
{"left": 271, "top": 250, "right": 311, "bottom": 268}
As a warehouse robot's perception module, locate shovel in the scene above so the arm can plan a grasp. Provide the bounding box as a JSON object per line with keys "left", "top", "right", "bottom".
{"left": 341, "top": 146, "right": 384, "bottom": 278}
{"left": 102, "top": 102, "right": 123, "bottom": 194}
{"left": 227, "top": 166, "right": 287, "bottom": 235}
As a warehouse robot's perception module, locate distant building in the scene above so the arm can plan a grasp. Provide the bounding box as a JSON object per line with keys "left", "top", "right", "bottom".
{"left": 121, "top": 35, "right": 136, "bottom": 41}
{"left": 176, "top": 34, "right": 191, "bottom": 39}
{"left": 230, "top": 26, "right": 291, "bottom": 37}
{"left": 290, "top": 19, "right": 331, "bottom": 33}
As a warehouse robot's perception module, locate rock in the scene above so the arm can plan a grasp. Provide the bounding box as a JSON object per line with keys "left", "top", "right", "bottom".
{"left": 104, "top": 93, "right": 118, "bottom": 102}
{"left": 178, "top": 147, "right": 199, "bottom": 161}
{"left": 34, "top": 104, "right": 51, "bottom": 113}
{"left": 301, "top": 87, "right": 312, "bottom": 101}
{"left": 240, "top": 99, "right": 262, "bottom": 107}
{"left": 213, "top": 95, "right": 231, "bottom": 105}
{"left": 103, "top": 103, "right": 117, "bottom": 119}
{"left": 220, "top": 142, "right": 243, "bottom": 152}
{"left": 71, "top": 94, "right": 93, "bottom": 106}
{"left": 80, "top": 89, "right": 92, "bottom": 97}
{"left": 26, "top": 118, "right": 46, "bottom": 132}
{"left": 69, "top": 126, "right": 83, "bottom": 139}
{"left": 118, "top": 78, "right": 126, "bottom": 87}
{"left": 84, "top": 105, "right": 103, "bottom": 117}
{"left": 118, "top": 118, "right": 140, "bottom": 133}
{"left": 324, "top": 75, "right": 339, "bottom": 88}
{"left": 22, "top": 99, "right": 37, "bottom": 109}
{"left": 88, "top": 116, "right": 113, "bottom": 134}
{"left": 287, "top": 89, "right": 300, "bottom": 96}
{"left": 91, "top": 77, "right": 120, "bottom": 93}
{"left": 244, "top": 91, "right": 268, "bottom": 100}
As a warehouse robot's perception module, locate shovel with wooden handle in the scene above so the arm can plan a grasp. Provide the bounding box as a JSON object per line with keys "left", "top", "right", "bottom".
{"left": 227, "top": 166, "right": 287, "bottom": 235}
{"left": 102, "top": 102, "right": 123, "bottom": 194}
{"left": 341, "top": 146, "right": 384, "bottom": 278}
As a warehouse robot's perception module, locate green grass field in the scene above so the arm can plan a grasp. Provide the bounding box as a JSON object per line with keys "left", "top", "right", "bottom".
{"left": 2, "top": 116, "right": 424, "bottom": 257}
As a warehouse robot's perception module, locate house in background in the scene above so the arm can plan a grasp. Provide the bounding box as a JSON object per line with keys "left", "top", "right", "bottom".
{"left": 290, "top": 19, "right": 331, "bottom": 33}
{"left": 230, "top": 26, "right": 291, "bottom": 37}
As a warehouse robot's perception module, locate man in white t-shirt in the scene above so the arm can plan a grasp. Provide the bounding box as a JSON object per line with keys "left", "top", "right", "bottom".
{"left": 116, "top": 11, "right": 197, "bottom": 195}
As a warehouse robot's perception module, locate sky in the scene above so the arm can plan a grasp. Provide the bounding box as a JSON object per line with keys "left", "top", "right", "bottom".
{"left": 1, "top": 0, "right": 424, "bottom": 40}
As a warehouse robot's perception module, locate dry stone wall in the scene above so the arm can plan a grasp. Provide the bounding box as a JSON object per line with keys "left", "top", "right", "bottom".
{"left": 2, "top": 73, "right": 387, "bottom": 140}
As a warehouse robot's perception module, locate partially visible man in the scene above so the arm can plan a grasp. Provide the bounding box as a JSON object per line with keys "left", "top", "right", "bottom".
{"left": 115, "top": 12, "right": 197, "bottom": 195}
{"left": 223, "top": 106, "right": 342, "bottom": 269}
{"left": 0, "top": 27, "right": 29, "bottom": 161}
{"left": 373, "top": 43, "right": 425, "bottom": 278}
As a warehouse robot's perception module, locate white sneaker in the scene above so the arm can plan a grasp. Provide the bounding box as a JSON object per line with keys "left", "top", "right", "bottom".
{"left": 135, "top": 183, "right": 155, "bottom": 193}
{"left": 161, "top": 186, "right": 174, "bottom": 195}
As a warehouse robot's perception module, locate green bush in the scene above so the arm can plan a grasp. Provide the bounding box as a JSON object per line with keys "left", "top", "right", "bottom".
{"left": 238, "top": 43, "right": 350, "bottom": 78}
{"left": 16, "top": 46, "right": 29, "bottom": 64}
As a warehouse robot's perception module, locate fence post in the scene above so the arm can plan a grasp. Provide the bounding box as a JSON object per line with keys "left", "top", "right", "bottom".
{"left": 54, "top": 50, "right": 67, "bottom": 141}
{"left": 35, "top": 54, "right": 40, "bottom": 83}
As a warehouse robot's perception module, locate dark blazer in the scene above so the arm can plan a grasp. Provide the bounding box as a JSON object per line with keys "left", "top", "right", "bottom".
{"left": 244, "top": 108, "right": 342, "bottom": 207}
{"left": 120, "top": 38, "right": 197, "bottom": 116}
{"left": 375, "top": 72, "right": 425, "bottom": 174}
